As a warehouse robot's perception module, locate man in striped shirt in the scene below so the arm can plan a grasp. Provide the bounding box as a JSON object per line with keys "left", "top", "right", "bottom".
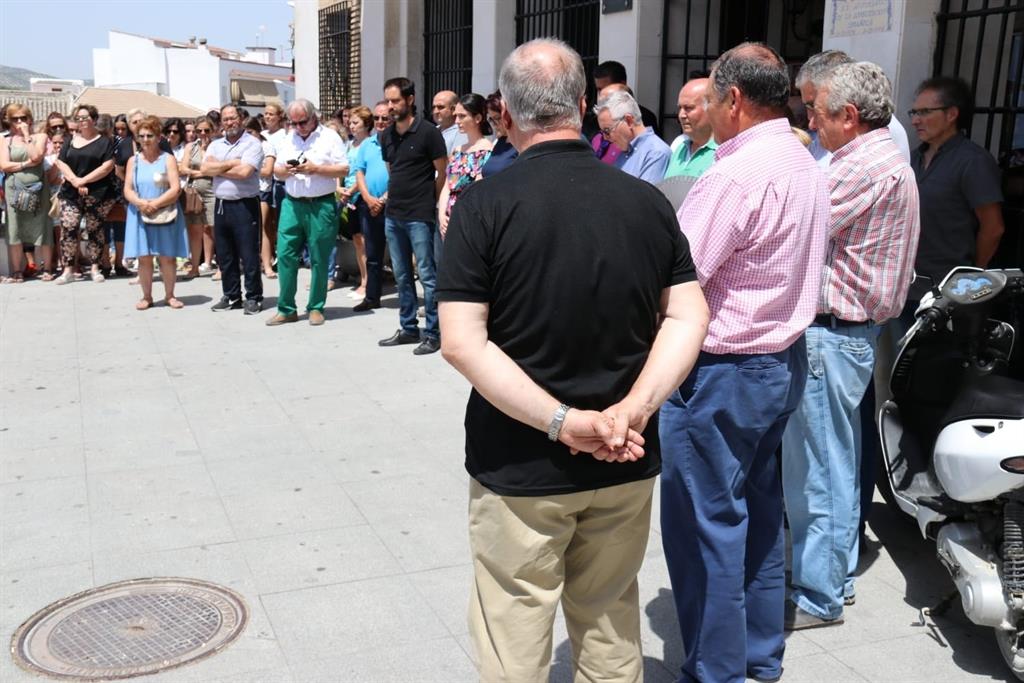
{"left": 782, "top": 62, "right": 920, "bottom": 631}
{"left": 661, "top": 43, "right": 829, "bottom": 683}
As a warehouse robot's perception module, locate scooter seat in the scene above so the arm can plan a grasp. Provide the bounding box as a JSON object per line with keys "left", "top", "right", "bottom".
{"left": 941, "top": 373, "right": 1024, "bottom": 429}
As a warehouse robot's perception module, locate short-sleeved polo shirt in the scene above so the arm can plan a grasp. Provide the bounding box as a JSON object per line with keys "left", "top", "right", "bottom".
{"left": 909, "top": 134, "right": 1003, "bottom": 300}
{"left": 352, "top": 132, "right": 389, "bottom": 199}
{"left": 205, "top": 132, "right": 264, "bottom": 199}
{"left": 436, "top": 138, "right": 697, "bottom": 497}
{"left": 379, "top": 117, "right": 447, "bottom": 222}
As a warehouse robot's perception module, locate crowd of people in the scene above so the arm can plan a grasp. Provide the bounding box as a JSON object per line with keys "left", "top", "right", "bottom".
{"left": 0, "top": 37, "right": 1011, "bottom": 682}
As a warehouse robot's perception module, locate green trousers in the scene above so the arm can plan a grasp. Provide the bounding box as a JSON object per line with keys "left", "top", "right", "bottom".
{"left": 276, "top": 195, "right": 337, "bottom": 315}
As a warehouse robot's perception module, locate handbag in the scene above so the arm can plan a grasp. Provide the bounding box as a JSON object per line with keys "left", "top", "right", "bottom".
{"left": 10, "top": 176, "right": 43, "bottom": 213}
{"left": 184, "top": 182, "right": 204, "bottom": 215}
{"left": 134, "top": 153, "right": 178, "bottom": 225}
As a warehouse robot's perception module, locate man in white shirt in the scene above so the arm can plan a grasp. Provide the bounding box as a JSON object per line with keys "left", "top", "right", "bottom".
{"left": 266, "top": 99, "right": 349, "bottom": 327}
{"left": 432, "top": 90, "right": 467, "bottom": 156}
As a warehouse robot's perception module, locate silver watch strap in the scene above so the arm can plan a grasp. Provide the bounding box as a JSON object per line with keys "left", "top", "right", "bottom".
{"left": 547, "top": 403, "right": 570, "bottom": 442}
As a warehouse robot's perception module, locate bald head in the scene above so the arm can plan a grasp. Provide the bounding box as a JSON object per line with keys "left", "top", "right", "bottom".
{"left": 598, "top": 82, "right": 633, "bottom": 100}
{"left": 498, "top": 38, "right": 586, "bottom": 134}
{"left": 677, "top": 78, "right": 712, "bottom": 146}
{"left": 432, "top": 90, "right": 459, "bottom": 128}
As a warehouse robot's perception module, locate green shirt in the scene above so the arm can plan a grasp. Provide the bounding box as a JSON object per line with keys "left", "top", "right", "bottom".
{"left": 663, "top": 136, "right": 717, "bottom": 179}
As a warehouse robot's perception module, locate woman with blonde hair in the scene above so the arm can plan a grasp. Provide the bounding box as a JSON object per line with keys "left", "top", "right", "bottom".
{"left": 123, "top": 115, "right": 189, "bottom": 309}
{"left": 259, "top": 102, "right": 286, "bottom": 278}
{"left": 179, "top": 115, "right": 217, "bottom": 278}
{"left": 0, "top": 105, "right": 52, "bottom": 282}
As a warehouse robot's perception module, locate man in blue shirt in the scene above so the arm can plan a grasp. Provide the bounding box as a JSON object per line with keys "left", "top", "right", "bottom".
{"left": 595, "top": 91, "right": 671, "bottom": 184}
{"left": 352, "top": 101, "right": 392, "bottom": 312}
{"left": 201, "top": 104, "right": 265, "bottom": 314}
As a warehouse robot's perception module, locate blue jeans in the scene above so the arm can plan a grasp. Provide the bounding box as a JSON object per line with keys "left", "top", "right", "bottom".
{"left": 384, "top": 217, "right": 438, "bottom": 340}
{"left": 660, "top": 341, "right": 807, "bottom": 683}
{"left": 782, "top": 323, "right": 881, "bottom": 620}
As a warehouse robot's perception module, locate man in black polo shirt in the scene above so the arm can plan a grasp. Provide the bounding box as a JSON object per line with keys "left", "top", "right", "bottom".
{"left": 377, "top": 77, "right": 448, "bottom": 355}
{"left": 438, "top": 38, "right": 709, "bottom": 682}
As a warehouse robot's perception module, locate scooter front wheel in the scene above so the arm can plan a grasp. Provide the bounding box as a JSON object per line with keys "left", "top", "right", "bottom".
{"left": 995, "top": 627, "right": 1024, "bottom": 681}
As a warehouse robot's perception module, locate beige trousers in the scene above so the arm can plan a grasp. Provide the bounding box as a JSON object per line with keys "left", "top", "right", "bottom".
{"left": 467, "top": 477, "right": 655, "bottom": 683}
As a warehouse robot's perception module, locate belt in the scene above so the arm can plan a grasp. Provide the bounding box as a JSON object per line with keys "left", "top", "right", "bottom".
{"left": 812, "top": 313, "right": 870, "bottom": 328}
{"left": 285, "top": 192, "right": 334, "bottom": 202}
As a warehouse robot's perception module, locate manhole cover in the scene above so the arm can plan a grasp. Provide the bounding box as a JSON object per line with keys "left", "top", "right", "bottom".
{"left": 10, "top": 577, "right": 248, "bottom": 680}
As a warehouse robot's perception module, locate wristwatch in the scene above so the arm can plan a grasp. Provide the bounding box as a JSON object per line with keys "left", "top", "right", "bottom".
{"left": 547, "top": 403, "right": 571, "bottom": 442}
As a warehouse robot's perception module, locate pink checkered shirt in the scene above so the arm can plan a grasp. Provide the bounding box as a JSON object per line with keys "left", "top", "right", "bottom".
{"left": 677, "top": 118, "right": 829, "bottom": 354}
{"left": 822, "top": 128, "right": 921, "bottom": 322}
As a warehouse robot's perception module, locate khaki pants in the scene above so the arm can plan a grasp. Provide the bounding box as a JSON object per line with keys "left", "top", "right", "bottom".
{"left": 468, "top": 477, "right": 655, "bottom": 683}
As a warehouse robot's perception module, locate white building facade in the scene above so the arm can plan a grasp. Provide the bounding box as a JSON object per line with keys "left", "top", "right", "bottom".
{"left": 92, "top": 30, "right": 295, "bottom": 113}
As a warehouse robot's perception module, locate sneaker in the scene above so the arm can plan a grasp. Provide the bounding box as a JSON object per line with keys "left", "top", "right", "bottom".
{"left": 243, "top": 299, "right": 262, "bottom": 315}
{"left": 413, "top": 337, "right": 441, "bottom": 355}
{"left": 784, "top": 602, "right": 844, "bottom": 631}
{"left": 198, "top": 263, "right": 215, "bottom": 277}
{"left": 211, "top": 297, "right": 242, "bottom": 311}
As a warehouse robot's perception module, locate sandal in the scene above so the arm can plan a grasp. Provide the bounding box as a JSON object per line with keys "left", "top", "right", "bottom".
{"left": 90, "top": 270, "right": 105, "bottom": 283}
{"left": 54, "top": 272, "right": 74, "bottom": 285}
{"left": 135, "top": 298, "right": 153, "bottom": 311}
{"left": 1, "top": 275, "right": 24, "bottom": 284}
{"left": 263, "top": 269, "right": 278, "bottom": 279}
{"left": 164, "top": 297, "right": 185, "bottom": 309}
{"left": 39, "top": 272, "right": 55, "bottom": 282}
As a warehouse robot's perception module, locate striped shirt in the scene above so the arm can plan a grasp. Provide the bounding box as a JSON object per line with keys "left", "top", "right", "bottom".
{"left": 822, "top": 128, "right": 920, "bottom": 322}
{"left": 677, "top": 118, "right": 829, "bottom": 354}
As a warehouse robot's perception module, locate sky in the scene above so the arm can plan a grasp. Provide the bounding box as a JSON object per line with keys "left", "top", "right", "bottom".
{"left": 0, "top": 0, "right": 294, "bottom": 81}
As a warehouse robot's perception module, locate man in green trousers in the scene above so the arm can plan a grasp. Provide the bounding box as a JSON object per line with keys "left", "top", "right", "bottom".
{"left": 267, "top": 99, "right": 349, "bottom": 326}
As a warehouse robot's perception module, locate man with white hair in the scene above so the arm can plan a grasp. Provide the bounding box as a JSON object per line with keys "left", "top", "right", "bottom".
{"left": 438, "top": 38, "right": 708, "bottom": 682}
{"left": 595, "top": 90, "right": 671, "bottom": 183}
{"left": 797, "top": 50, "right": 911, "bottom": 164}
{"left": 782, "top": 61, "right": 920, "bottom": 630}
{"left": 266, "top": 99, "right": 349, "bottom": 326}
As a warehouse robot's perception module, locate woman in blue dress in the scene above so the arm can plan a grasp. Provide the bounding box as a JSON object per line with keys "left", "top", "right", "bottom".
{"left": 123, "top": 115, "right": 189, "bottom": 310}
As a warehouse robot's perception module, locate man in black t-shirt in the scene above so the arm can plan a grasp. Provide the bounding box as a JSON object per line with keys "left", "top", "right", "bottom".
{"left": 437, "top": 39, "right": 708, "bottom": 682}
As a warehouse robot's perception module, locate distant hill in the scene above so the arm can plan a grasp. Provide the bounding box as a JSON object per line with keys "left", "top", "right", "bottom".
{"left": 0, "top": 65, "right": 57, "bottom": 90}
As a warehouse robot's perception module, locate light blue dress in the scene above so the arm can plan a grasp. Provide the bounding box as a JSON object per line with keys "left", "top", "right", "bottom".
{"left": 124, "top": 153, "right": 189, "bottom": 258}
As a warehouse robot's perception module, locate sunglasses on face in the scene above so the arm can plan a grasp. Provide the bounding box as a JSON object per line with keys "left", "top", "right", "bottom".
{"left": 50, "top": 124, "right": 66, "bottom": 130}
{"left": 373, "top": 116, "right": 390, "bottom": 121}
{"left": 290, "top": 118, "right": 310, "bottom": 127}
{"left": 10, "top": 115, "right": 30, "bottom": 122}
{"left": 196, "top": 128, "right": 212, "bottom": 134}
{"left": 136, "top": 133, "right": 156, "bottom": 139}
{"left": 74, "top": 115, "right": 92, "bottom": 122}
{"left": 165, "top": 129, "right": 180, "bottom": 134}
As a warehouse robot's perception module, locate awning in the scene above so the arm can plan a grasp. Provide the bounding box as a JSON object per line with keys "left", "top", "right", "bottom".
{"left": 230, "top": 79, "right": 281, "bottom": 106}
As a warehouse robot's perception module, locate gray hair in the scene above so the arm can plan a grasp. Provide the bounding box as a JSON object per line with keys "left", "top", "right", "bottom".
{"left": 795, "top": 50, "right": 852, "bottom": 89}
{"left": 595, "top": 90, "right": 642, "bottom": 122}
{"left": 287, "top": 99, "right": 318, "bottom": 120}
{"left": 821, "top": 61, "right": 893, "bottom": 129}
{"left": 498, "top": 38, "right": 586, "bottom": 133}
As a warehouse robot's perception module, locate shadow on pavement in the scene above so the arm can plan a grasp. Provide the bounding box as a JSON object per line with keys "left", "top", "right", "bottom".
{"left": 550, "top": 635, "right": 677, "bottom": 682}
{"left": 173, "top": 294, "right": 212, "bottom": 306}
{"left": 869, "top": 500, "right": 1017, "bottom": 682}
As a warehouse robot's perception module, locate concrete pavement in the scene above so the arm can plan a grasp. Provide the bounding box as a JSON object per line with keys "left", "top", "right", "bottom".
{"left": 0, "top": 268, "right": 1015, "bottom": 682}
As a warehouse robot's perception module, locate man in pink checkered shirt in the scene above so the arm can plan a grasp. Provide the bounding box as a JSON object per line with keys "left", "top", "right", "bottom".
{"left": 781, "top": 62, "right": 920, "bottom": 632}
{"left": 658, "top": 43, "right": 829, "bottom": 683}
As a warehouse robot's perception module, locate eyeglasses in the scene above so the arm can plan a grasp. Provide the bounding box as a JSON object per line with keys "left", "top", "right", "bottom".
{"left": 165, "top": 129, "right": 180, "bottom": 134}
{"left": 196, "top": 128, "right": 213, "bottom": 134}
{"left": 50, "top": 124, "right": 66, "bottom": 130}
{"left": 908, "top": 106, "right": 950, "bottom": 118}
{"left": 74, "top": 115, "right": 92, "bottom": 122}
{"left": 373, "top": 116, "right": 390, "bottom": 121}
{"left": 10, "top": 115, "right": 29, "bottom": 122}
{"left": 136, "top": 133, "right": 156, "bottom": 139}
{"left": 290, "top": 118, "right": 311, "bottom": 127}
{"left": 600, "top": 119, "right": 624, "bottom": 137}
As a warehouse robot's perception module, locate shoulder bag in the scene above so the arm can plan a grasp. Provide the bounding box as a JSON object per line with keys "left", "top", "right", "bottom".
{"left": 10, "top": 176, "right": 43, "bottom": 213}
{"left": 183, "top": 143, "right": 204, "bottom": 215}
{"left": 134, "top": 153, "right": 178, "bottom": 225}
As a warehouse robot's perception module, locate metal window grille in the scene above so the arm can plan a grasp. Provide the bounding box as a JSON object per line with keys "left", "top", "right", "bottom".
{"left": 658, "top": 0, "right": 824, "bottom": 138}
{"left": 319, "top": 0, "right": 362, "bottom": 114}
{"left": 934, "top": 0, "right": 1024, "bottom": 159}
{"left": 515, "top": 0, "right": 601, "bottom": 82}
{"left": 424, "top": 0, "right": 474, "bottom": 99}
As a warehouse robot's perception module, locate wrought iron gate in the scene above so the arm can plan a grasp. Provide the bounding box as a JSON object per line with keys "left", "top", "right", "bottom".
{"left": 423, "top": 0, "right": 474, "bottom": 98}
{"left": 319, "top": 0, "right": 361, "bottom": 113}
{"left": 515, "top": 0, "right": 601, "bottom": 81}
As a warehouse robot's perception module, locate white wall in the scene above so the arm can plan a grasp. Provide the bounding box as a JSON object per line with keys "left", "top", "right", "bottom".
{"left": 167, "top": 49, "right": 221, "bottom": 111}
{"left": 822, "top": 0, "right": 942, "bottom": 141}
{"left": 361, "top": 0, "right": 387, "bottom": 104}
{"left": 598, "top": 2, "right": 664, "bottom": 118}
{"left": 105, "top": 32, "right": 168, "bottom": 90}
{"left": 92, "top": 48, "right": 112, "bottom": 87}
{"left": 471, "top": 0, "right": 516, "bottom": 95}
{"left": 293, "top": 0, "right": 320, "bottom": 105}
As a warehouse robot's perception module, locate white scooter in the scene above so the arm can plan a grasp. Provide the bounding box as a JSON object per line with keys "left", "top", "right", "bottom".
{"left": 879, "top": 266, "right": 1024, "bottom": 678}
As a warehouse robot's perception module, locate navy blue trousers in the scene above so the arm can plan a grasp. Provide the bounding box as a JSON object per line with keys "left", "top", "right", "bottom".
{"left": 659, "top": 340, "right": 807, "bottom": 683}
{"left": 214, "top": 197, "right": 262, "bottom": 302}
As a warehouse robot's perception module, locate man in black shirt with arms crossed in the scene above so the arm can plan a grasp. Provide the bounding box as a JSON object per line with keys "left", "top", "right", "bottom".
{"left": 438, "top": 38, "right": 709, "bottom": 682}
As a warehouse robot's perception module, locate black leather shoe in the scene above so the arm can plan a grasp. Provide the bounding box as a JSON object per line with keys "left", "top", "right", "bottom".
{"left": 353, "top": 299, "right": 381, "bottom": 312}
{"left": 413, "top": 337, "right": 441, "bottom": 355}
{"left": 379, "top": 329, "right": 421, "bottom": 346}
{"left": 211, "top": 297, "right": 242, "bottom": 311}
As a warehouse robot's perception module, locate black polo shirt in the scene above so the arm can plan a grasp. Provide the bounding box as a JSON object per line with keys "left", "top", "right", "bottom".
{"left": 380, "top": 116, "right": 447, "bottom": 222}
{"left": 437, "top": 138, "right": 697, "bottom": 496}
{"left": 910, "top": 134, "right": 1003, "bottom": 301}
